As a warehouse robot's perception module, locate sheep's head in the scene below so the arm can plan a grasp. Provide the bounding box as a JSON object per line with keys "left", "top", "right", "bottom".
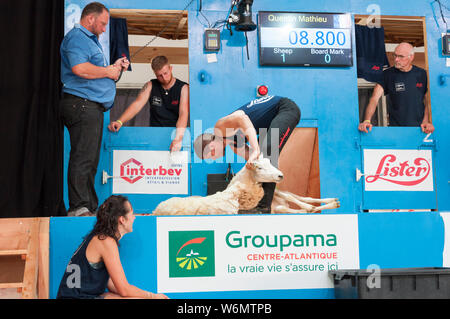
{"left": 246, "top": 155, "right": 284, "bottom": 183}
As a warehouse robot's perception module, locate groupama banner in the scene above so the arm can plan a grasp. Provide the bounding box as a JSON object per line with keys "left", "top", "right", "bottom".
{"left": 156, "top": 214, "right": 359, "bottom": 293}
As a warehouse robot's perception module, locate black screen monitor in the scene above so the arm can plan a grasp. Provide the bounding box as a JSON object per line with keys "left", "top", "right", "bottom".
{"left": 258, "top": 11, "right": 353, "bottom": 67}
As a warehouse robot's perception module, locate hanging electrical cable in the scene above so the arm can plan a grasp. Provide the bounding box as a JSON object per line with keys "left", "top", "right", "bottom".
{"left": 431, "top": 0, "right": 449, "bottom": 32}
{"left": 116, "top": 0, "right": 196, "bottom": 82}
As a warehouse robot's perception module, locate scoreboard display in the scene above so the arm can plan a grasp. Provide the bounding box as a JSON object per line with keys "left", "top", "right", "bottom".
{"left": 258, "top": 11, "right": 353, "bottom": 67}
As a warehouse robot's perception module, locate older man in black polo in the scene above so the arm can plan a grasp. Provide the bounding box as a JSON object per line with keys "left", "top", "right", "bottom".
{"left": 358, "top": 42, "right": 434, "bottom": 134}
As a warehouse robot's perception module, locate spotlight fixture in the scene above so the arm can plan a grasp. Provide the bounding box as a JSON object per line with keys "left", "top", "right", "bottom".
{"left": 228, "top": 0, "right": 257, "bottom": 32}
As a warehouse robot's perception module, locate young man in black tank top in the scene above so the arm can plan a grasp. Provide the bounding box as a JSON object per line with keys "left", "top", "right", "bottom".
{"left": 108, "top": 56, "right": 189, "bottom": 152}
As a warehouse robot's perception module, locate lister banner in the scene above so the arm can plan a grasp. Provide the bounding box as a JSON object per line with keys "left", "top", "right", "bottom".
{"left": 363, "top": 149, "right": 434, "bottom": 191}
{"left": 156, "top": 214, "right": 359, "bottom": 293}
{"left": 112, "top": 150, "right": 189, "bottom": 194}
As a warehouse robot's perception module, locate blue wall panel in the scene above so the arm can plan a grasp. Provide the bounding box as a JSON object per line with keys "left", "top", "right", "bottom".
{"left": 358, "top": 212, "right": 445, "bottom": 269}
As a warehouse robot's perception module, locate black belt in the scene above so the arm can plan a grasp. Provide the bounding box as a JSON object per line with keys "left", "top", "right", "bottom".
{"left": 62, "top": 92, "right": 106, "bottom": 112}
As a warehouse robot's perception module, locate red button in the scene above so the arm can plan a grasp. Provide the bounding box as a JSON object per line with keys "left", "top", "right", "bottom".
{"left": 257, "top": 85, "right": 268, "bottom": 96}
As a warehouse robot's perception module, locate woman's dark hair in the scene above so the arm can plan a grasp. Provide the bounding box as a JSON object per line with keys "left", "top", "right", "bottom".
{"left": 91, "top": 195, "right": 131, "bottom": 244}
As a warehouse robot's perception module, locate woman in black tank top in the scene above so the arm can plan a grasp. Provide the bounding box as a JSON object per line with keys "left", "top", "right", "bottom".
{"left": 57, "top": 195, "right": 168, "bottom": 299}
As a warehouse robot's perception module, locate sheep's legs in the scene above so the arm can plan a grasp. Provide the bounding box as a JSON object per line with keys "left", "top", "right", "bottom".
{"left": 272, "top": 204, "right": 308, "bottom": 214}
{"left": 272, "top": 189, "right": 340, "bottom": 213}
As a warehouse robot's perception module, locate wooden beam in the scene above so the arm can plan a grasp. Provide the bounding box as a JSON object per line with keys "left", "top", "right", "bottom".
{"left": 126, "top": 26, "right": 188, "bottom": 39}
{"left": 354, "top": 14, "right": 424, "bottom": 47}
{"left": 174, "top": 17, "right": 188, "bottom": 40}
{"left": 129, "top": 46, "right": 188, "bottom": 64}
{"left": 355, "top": 14, "right": 425, "bottom": 21}
{"left": 109, "top": 9, "right": 188, "bottom": 38}
{"left": 110, "top": 9, "right": 187, "bottom": 16}
{"left": 0, "top": 249, "right": 28, "bottom": 256}
{"left": 38, "top": 218, "right": 49, "bottom": 299}
{"left": 21, "top": 218, "right": 39, "bottom": 299}
{"left": 0, "top": 283, "right": 24, "bottom": 289}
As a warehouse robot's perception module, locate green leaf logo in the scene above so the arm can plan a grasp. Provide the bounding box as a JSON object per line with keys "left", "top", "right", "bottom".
{"left": 169, "top": 231, "right": 215, "bottom": 278}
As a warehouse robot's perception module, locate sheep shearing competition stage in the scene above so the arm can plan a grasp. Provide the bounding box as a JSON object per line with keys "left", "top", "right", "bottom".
{"left": 2, "top": 0, "right": 450, "bottom": 300}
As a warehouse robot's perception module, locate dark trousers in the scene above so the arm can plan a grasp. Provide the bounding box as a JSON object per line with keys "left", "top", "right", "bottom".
{"left": 60, "top": 93, "right": 105, "bottom": 213}
{"left": 258, "top": 98, "right": 301, "bottom": 209}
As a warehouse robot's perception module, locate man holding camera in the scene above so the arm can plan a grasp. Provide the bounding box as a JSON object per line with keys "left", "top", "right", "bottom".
{"left": 60, "top": 2, "right": 129, "bottom": 217}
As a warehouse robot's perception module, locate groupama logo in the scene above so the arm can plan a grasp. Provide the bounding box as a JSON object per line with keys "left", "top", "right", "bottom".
{"left": 168, "top": 231, "right": 215, "bottom": 278}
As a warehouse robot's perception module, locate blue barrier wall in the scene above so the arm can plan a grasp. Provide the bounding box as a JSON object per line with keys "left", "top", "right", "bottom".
{"left": 49, "top": 212, "right": 447, "bottom": 299}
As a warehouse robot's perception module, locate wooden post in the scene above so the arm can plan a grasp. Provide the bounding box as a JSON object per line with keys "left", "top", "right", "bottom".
{"left": 21, "top": 218, "right": 39, "bottom": 299}
{"left": 38, "top": 218, "right": 49, "bottom": 299}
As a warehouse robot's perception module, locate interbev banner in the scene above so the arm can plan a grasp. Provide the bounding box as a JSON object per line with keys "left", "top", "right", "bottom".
{"left": 112, "top": 150, "right": 188, "bottom": 194}
{"left": 156, "top": 215, "right": 359, "bottom": 293}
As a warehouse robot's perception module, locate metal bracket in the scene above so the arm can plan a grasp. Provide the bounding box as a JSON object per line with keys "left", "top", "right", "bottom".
{"left": 102, "top": 170, "right": 112, "bottom": 185}
{"left": 356, "top": 168, "right": 385, "bottom": 182}
{"left": 356, "top": 168, "right": 364, "bottom": 182}
{"left": 102, "top": 170, "right": 143, "bottom": 185}
{"left": 358, "top": 203, "right": 364, "bottom": 213}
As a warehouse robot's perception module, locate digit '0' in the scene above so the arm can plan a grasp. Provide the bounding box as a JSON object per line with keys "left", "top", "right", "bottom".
{"left": 289, "top": 30, "right": 297, "bottom": 45}
{"left": 337, "top": 32, "right": 345, "bottom": 46}
{"left": 326, "top": 32, "right": 335, "bottom": 45}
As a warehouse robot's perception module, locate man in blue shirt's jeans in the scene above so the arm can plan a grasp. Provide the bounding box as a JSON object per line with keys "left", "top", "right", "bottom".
{"left": 60, "top": 2, "right": 129, "bottom": 216}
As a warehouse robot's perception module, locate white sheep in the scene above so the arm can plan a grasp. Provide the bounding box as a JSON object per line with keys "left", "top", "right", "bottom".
{"left": 152, "top": 155, "right": 339, "bottom": 215}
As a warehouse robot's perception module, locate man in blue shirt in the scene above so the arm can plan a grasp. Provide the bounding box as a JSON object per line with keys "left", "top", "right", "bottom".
{"left": 60, "top": 2, "right": 129, "bottom": 216}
